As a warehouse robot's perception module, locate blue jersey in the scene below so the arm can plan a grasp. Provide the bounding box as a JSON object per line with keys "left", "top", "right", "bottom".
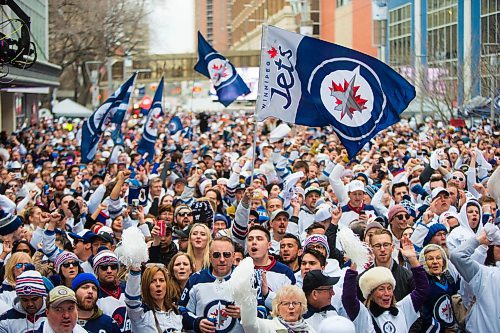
{"left": 77, "top": 310, "right": 121, "bottom": 333}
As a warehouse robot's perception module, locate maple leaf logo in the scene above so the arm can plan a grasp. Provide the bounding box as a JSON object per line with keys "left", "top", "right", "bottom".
{"left": 267, "top": 47, "right": 277, "bottom": 58}
{"left": 212, "top": 64, "right": 223, "bottom": 71}
{"left": 329, "top": 73, "right": 368, "bottom": 120}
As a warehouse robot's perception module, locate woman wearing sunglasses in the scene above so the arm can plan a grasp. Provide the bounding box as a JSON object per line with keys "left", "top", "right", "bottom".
{"left": 51, "top": 251, "right": 82, "bottom": 288}
{"left": 186, "top": 223, "right": 212, "bottom": 272}
{"left": 0, "top": 252, "right": 32, "bottom": 305}
{"left": 167, "top": 253, "right": 194, "bottom": 304}
{"left": 125, "top": 263, "right": 182, "bottom": 332}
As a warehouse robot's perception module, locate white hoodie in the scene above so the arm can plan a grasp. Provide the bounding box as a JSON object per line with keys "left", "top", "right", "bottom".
{"left": 446, "top": 200, "right": 483, "bottom": 252}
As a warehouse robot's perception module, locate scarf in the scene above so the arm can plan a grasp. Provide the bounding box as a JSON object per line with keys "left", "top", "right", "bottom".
{"left": 348, "top": 202, "right": 365, "bottom": 215}
{"left": 369, "top": 301, "right": 399, "bottom": 317}
{"left": 277, "top": 317, "right": 310, "bottom": 333}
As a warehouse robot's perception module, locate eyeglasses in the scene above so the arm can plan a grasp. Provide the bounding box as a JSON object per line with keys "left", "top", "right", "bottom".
{"left": 395, "top": 214, "right": 410, "bottom": 220}
{"left": 212, "top": 252, "right": 232, "bottom": 259}
{"left": 145, "top": 263, "right": 166, "bottom": 269}
{"left": 15, "top": 263, "right": 31, "bottom": 269}
{"left": 178, "top": 212, "right": 192, "bottom": 217}
{"left": 61, "top": 261, "right": 79, "bottom": 268}
{"left": 452, "top": 175, "right": 465, "bottom": 182}
{"left": 315, "top": 286, "right": 333, "bottom": 292}
{"left": 99, "top": 264, "right": 118, "bottom": 271}
{"left": 371, "top": 242, "right": 392, "bottom": 250}
{"left": 279, "top": 301, "right": 302, "bottom": 308}
{"left": 249, "top": 218, "right": 258, "bottom": 223}
{"left": 307, "top": 244, "right": 325, "bottom": 251}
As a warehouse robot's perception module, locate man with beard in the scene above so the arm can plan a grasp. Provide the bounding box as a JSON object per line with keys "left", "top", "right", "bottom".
{"left": 93, "top": 249, "right": 130, "bottom": 333}
{"left": 279, "top": 233, "right": 302, "bottom": 275}
{"left": 269, "top": 209, "right": 289, "bottom": 255}
{"left": 0, "top": 270, "right": 47, "bottom": 332}
{"left": 173, "top": 205, "right": 193, "bottom": 231}
{"left": 72, "top": 273, "right": 120, "bottom": 333}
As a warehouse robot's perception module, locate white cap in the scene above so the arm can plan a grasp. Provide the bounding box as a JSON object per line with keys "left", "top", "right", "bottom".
{"left": 431, "top": 187, "right": 449, "bottom": 201}
{"left": 318, "top": 317, "right": 355, "bottom": 333}
{"left": 314, "top": 205, "right": 332, "bottom": 222}
{"left": 347, "top": 180, "right": 365, "bottom": 193}
{"left": 269, "top": 124, "right": 291, "bottom": 143}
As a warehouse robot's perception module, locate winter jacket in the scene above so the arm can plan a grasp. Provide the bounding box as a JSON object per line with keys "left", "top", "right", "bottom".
{"left": 148, "top": 242, "right": 178, "bottom": 267}
{"left": 96, "top": 282, "right": 131, "bottom": 333}
{"left": 447, "top": 200, "right": 483, "bottom": 252}
{"left": 0, "top": 297, "right": 46, "bottom": 333}
{"left": 77, "top": 307, "right": 121, "bottom": 333}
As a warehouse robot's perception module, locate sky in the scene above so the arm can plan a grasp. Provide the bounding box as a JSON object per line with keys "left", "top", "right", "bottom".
{"left": 148, "top": 0, "right": 195, "bottom": 54}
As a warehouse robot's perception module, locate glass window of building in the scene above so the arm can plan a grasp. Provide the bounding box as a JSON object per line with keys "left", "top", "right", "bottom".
{"left": 388, "top": 4, "right": 412, "bottom": 68}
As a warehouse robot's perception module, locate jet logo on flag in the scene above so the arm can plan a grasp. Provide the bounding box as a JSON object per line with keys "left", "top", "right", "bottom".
{"left": 257, "top": 26, "right": 416, "bottom": 159}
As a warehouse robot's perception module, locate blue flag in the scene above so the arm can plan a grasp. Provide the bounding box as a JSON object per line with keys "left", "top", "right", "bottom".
{"left": 81, "top": 73, "right": 137, "bottom": 163}
{"left": 168, "top": 116, "right": 183, "bottom": 135}
{"left": 256, "top": 26, "right": 416, "bottom": 159}
{"left": 137, "top": 78, "right": 164, "bottom": 161}
{"left": 111, "top": 74, "right": 136, "bottom": 146}
{"left": 194, "top": 31, "right": 250, "bottom": 107}
{"left": 182, "top": 126, "right": 193, "bottom": 140}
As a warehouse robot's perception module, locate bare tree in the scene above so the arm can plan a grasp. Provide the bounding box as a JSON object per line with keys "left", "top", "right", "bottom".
{"left": 49, "top": 0, "right": 148, "bottom": 105}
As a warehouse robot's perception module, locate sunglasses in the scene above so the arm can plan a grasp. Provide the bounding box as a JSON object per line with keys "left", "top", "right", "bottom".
{"left": 15, "top": 263, "right": 31, "bottom": 269}
{"left": 452, "top": 175, "right": 465, "bottom": 182}
{"left": 396, "top": 214, "right": 410, "bottom": 220}
{"left": 178, "top": 212, "right": 192, "bottom": 217}
{"left": 99, "top": 264, "right": 118, "bottom": 271}
{"left": 249, "top": 218, "right": 258, "bottom": 223}
{"left": 212, "top": 252, "right": 232, "bottom": 259}
{"left": 61, "top": 261, "right": 79, "bottom": 268}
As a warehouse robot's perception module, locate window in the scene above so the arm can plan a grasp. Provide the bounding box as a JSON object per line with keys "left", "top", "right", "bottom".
{"left": 388, "top": 4, "right": 412, "bottom": 67}
{"left": 480, "top": 0, "right": 500, "bottom": 96}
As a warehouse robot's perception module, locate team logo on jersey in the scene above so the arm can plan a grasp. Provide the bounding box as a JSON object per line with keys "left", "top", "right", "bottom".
{"left": 382, "top": 321, "right": 396, "bottom": 333}
{"left": 204, "top": 300, "right": 236, "bottom": 333}
{"left": 434, "top": 294, "right": 454, "bottom": 324}
{"left": 308, "top": 58, "right": 385, "bottom": 141}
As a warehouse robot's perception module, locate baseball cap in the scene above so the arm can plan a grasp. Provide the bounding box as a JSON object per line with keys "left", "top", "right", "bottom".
{"left": 347, "top": 180, "right": 365, "bottom": 193}
{"left": 69, "top": 229, "right": 96, "bottom": 243}
{"left": 302, "top": 269, "right": 339, "bottom": 293}
{"left": 90, "top": 226, "right": 115, "bottom": 245}
{"left": 48, "top": 286, "right": 77, "bottom": 307}
{"left": 305, "top": 186, "right": 321, "bottom": 197}
{"left": 270, "top": 209, "right": 290, "bottom": 222}
{"left": 314, "top": 205, "right": 332, "bottom": 222}
{"left": 431, "top": 187, "right": 450, "bottom": 201}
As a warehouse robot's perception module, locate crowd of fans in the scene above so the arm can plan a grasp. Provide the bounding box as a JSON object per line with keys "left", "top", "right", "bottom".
{"left": 0, "top": 111, "right": 498, "bottom": 333}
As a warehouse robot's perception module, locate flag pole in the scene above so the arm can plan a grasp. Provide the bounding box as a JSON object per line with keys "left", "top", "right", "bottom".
{"left": 249, "top": 24, "right": 267, "bottom": 187}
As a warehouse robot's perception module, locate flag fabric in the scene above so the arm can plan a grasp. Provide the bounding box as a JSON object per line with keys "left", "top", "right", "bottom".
{"left": 256, "top": 26, "right": 416, "bottom": 158}
{"left": 81, "top": 73, "right": 137, "bottom": 163}
{"left": 181, "top": 126, "right": 193, "bottom": 140}
{"left": 168, "top": 116, "right": 183, "bottom": 135}
{"left": 194, "top": 31, "right": 250, "bottom": 106}
{"left": 111, "top": 75, "right": 136, "bottom": 146}
{"left": 137, "top": 78, "right": 164, "bottom": 161}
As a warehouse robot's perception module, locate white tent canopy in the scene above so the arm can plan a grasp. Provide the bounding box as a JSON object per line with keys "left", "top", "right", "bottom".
{"left": 52, "top": 99, "right": 93, "bottom": 118}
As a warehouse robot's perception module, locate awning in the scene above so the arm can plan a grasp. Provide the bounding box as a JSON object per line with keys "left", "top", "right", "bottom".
{"left": 0, "top": 60, "right": 61, "bottom": 88}
{"left": 52, "top": 99, "right": 93, "bottom": 118}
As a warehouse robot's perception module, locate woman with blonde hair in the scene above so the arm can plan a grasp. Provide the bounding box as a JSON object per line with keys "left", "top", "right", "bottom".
{"left": 239, "top": 284, "right": 316, "bottom": 332}
{"left": 167, "top": 252, "right": 195, "bottom": 304}
{"left": 186, "top": 223, "right": 211, "bottom": 272}
{"left": 125, "top": 264, "right": 182, "bottom": 332}
{"left": 0, "top": 252, "right": 32, "bottom": 305}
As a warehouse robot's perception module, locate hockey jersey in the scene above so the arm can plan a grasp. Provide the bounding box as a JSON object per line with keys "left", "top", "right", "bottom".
{"left": 97, "top": 283, "right": 131, "bottom": 333}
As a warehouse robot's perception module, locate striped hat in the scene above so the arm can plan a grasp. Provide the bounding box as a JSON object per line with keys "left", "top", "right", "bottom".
{"left": 0, "top": 211, "right": 23, "bottom": 236}
{"left": 16, "top": 270, "right": 47, "bottom": 297}
{"left": 304, "top": 234, "right": 330, "bottom": 258}
{"left": 54, "top": 251, "right": 79, "bottom": 273}
{"left": 92, "top": 249, "right": 119, "bottom": 273}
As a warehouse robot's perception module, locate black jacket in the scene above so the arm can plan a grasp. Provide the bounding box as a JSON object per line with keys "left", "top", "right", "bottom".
{"left": 148, "top": 241, "right": 178, "bottom": 266}
{"left": 357, "top": 259, "right": 415, "bottom": 302}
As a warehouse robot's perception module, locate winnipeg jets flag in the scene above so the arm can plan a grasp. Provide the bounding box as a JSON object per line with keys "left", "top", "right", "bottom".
{"left": 194, "top": 31, "right": 250, "bottom": 107}
{"left": 256, "top": 26, "right": 416, "bottom": 158}
{"left": 137, "top": 77, "right": 164, "bottom": 161}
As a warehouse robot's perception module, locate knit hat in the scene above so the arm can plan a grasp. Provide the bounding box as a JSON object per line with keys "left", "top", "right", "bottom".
{"left": 16, "top": 270, "right": 47, "bottom": 297}
{"left": 423, "top": 222, "right": 448, "bottom": 246}
{"left": 400, "top": 198, "right": 416, "bottom": 218}
{"left": 0, "top": 211, "right": 23, "bottom": 236}
{"left": 359, "top": 267, "right": 396, "bottom": 299}
{"left": 365, "top": 185, "right": 379, "bottom": 199}
{"left": 365, "top": 221, "right": 384, "bottom": 235}
{"left": 72, "top": 273, "right": 100, "bottom": 291}
{"left": 354, "top": 172, "right": 369, "bottom": 185}
{"left": 388, "top": 205, "right": 408, "bottom": 222}
{"left": 174, "top": 205, "right": 192, "bottom": 216}
{"left": 54, "top": 251, "right": 79, "bottom": 273}
{"left": 199, "top": 179, "right": 212, "bottom": 196}
{"left": 92, "top": 249, "right": 119, "bottom": 273}
{"left": 214, "top": 213, "right": 230, "bottom": 228}
{"left": 303, "top": 234, "right": 330, "bottom": 258}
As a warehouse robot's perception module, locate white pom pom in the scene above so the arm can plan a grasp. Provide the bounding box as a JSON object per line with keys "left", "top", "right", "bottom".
{"left": 228, "top": 257, "right": 256, "bottom": 306}
{"left": 118, "top": 227, "right": 149, "bottom": 268}
{"left": 338, "top": 227, "right": 369, "bottom": 268}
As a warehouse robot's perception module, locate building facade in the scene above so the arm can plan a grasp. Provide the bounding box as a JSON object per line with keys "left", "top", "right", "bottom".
{"left": 0, "top": 0, "right": 60, "bottom": 133}
{"left": 195, "top": 0, "right": 232, "bottom": 51}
